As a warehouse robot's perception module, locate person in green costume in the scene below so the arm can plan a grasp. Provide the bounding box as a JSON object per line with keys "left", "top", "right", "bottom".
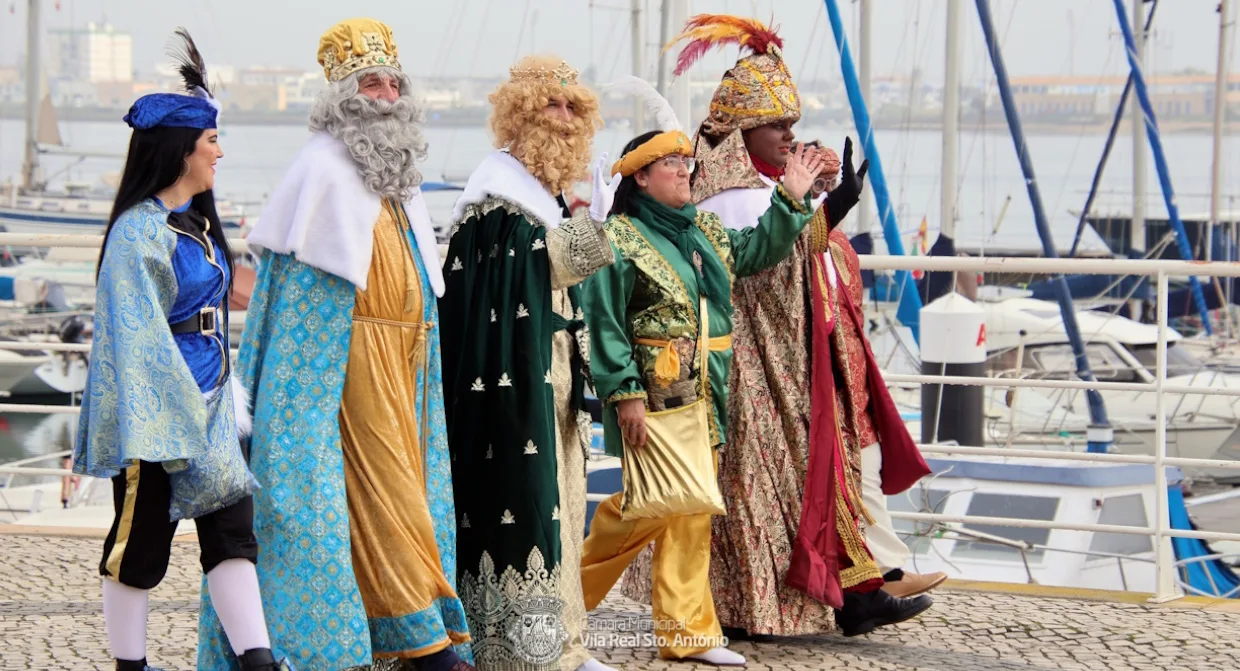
{"left": 440, "top": 54, "right": 620, "bottom": 671}
{"left": 578, "top": 127, "right": 826, "bottom": 666}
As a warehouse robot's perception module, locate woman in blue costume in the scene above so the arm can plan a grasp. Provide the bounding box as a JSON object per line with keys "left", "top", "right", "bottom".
{"left": 71, "top": 30, "right": 293, "bottom": 671}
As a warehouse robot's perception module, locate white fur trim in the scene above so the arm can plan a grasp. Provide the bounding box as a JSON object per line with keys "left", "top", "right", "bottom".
{"left": 450, "top": 150, "right": 565, "bottom": 229}
{"left": 231, "top": 375, "right": 253, "bottom": 438}
{"left": 245, "top": 132, "right": 444, "bottom": 296}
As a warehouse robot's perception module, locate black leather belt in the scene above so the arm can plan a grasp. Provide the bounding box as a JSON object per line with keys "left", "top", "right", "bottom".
{"left": 169, "top": 304, "right": 222, "bottom": 336}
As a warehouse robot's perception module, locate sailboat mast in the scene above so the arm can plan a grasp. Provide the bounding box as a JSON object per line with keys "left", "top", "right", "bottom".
{"left": 856, "top": 0, "right": 873, "bottom": 236}
{"left": 669, "top": 0, "right": 691, "bottom": 126}
{"left": 822, "top": 0, "right": 924, "bottom": 341}
{"left": 1111, "top": 0, "right": 1213, "bottom": 335}
{"left": 974, "top": 0, "right": 1113, "bottom": 453}
{"left": 631, "top": 0, "right": 646, "bottom": 130}
{"left": 656, "top": 0, "right": 670, "bottom": 96}
{"left": 1131, "top": 0, "right": 1147, "bottom": 260}
{"left": 22, "top": 0, "right": 41, "bottom": 191}
{"left": 1209, "top": 0, "right": 1231, "bottom": 264}
{"left": 941, "top": 0, "right": 962, "bottom": 240}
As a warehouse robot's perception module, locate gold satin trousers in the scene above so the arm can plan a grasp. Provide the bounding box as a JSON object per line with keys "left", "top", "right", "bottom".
{"left": 581, "top": 492, "right": 724, "bottom": 659}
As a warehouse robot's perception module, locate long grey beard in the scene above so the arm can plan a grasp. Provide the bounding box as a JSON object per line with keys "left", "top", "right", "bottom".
{"left": 318, "top": 95, "right": 428, "bottom": 202}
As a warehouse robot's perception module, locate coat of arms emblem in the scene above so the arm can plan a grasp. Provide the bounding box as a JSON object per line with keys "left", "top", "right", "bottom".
{"left": 506, "top": 595, "right": 569, "bottom": 665}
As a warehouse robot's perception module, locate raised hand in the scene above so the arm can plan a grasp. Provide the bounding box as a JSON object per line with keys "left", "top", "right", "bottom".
{"left": 781, "top": 143, "right": 827, "bottom": 202}
{"left": 824, "top": 137, "right": 869, "bottom": 229}
{"left": 589, "top": 152, "right": 623, "bottom": 225}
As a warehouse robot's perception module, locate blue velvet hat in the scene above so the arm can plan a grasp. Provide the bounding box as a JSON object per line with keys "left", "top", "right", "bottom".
{"left": 124, "top": 93, "right": 218, "bottom": 130}
{"left": 126, "top": 28, "right": 220, "bottom": 131}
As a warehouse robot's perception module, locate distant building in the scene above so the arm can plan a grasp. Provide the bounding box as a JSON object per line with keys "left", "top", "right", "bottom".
{"left": 1010, "top": 73, "right": 1240, "bottom": 120}
{"left": 46, "top": 23, "right": 133, "bottom": 84}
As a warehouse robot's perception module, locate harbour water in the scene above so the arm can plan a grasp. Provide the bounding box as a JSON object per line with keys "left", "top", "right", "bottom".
{"left": 5, "top": 118, "right": 1240, "bottom": 242}
{"left": 3, "top": 120, "right": 1240, "bottom": 475}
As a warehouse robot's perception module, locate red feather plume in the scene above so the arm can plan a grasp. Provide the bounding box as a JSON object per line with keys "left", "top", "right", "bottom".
{"left": 666, "top": 14, "right": 784, "bottom": 77}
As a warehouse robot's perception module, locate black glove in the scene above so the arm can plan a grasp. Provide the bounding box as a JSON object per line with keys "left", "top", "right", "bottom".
{"left": 825, "top": 137, "right": 869, "bottom": 230}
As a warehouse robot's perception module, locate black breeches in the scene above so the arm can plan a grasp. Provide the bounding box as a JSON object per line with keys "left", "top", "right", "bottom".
{"left": 99, "top": 459, "right": 257, "bottom": 589}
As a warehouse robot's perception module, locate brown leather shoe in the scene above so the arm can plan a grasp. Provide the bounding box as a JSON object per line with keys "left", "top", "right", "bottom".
{"left": 881, "top": 571, "right": 947, "bottom": 598}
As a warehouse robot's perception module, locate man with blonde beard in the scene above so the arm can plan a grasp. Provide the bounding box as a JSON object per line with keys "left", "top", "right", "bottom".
{"left": 441, "top": 55, "right": 617, "bottom": 671}
{"left": 198, "top": 19, "right": 474, "bottom": 671}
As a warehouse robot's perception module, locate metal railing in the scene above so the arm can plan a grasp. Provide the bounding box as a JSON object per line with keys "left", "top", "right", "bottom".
{"left": 2, "top": 234, "right": 1240, "bottom": 601}
{"left": 860, "top": 254, "right": 1240, "bottom": 602}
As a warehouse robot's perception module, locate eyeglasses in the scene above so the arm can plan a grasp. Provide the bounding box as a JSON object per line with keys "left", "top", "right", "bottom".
{"left": 654, "top": 155, "right": 696, "bottom": 173}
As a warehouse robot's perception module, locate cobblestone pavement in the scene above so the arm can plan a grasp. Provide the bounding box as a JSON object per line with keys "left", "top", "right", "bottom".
{"left": 3, "top": 532, "right": 1239, "bottom": 670}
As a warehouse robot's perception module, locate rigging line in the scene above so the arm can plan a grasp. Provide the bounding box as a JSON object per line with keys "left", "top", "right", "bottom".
{"left": 979, "top": 0, "right": 1022, "bottom": 260}
{"left": 437, "top": 0, "right": 483, "bottom": 177}
{"left": 600, "top": 9, "right": 631, "bottom": 83}
{"left": 465, "top": 0, "right": 495, "bottom": 77}
{"left": 1067, "top": 0, "right": 1160, "bottom": 258}
{"left": 1084, "top": 233, "right": 1175, "bottom": 305}
{"left": 907, "top": 5, "right": 942, "bottom": 230}
{"left": 905, "top": 2, "right": 944, "bottom": 235}
{"left": 901, "top": 2, "right": 945, "bottom": 232}
{"left": 432, "top": 1, "right": 468, "bottom": 76}
{"left": 798, "top": 6, "right": 824, "bottom": 77}
{"left": 892, "top": 1, "right": 925, "bottom": 241}
{"left": 808, "top": 8, "right": 831, "bottom": 118}
{"left": 512, "top": 0, "right": 534, "bottom": 61}
{"left": 1049, "top": 47, "right": 1121, "bottom": 237}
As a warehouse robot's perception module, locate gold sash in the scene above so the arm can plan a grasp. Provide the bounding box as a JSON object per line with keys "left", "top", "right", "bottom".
{"left": 620, "top": 295, "right": 727, "bottom": 521}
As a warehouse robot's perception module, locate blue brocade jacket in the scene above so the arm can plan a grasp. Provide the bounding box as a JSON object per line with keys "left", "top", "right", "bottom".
{"left": 72, "top": 198, "right": 257, "bottom": 520}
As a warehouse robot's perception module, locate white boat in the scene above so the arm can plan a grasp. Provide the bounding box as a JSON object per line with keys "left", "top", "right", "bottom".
{"left": 0, "top": 346, "right": 52, "bottom": 397}
{"left": 0, "top": 183, "right": 249, "bottom": 237}
{"left": 981, "top": 296, "right": 1240, "bottom": 465}
{"left": 886, "top": 455, "right": 1167, "bottom": 593}
{"left": 859, "top": 290, "right": 1240, "bottom": 476}
{"left": 0, "top": 1, "right": 249, "bottom": 241}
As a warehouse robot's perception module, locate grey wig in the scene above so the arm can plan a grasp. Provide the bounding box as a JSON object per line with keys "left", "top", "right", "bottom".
{"left": 308, "top": 66, "right": 429, "bottom": 201}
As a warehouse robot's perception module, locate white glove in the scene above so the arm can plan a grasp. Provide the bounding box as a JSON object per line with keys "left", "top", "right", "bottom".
{"left": 589, "top": 152, "right": 623, "bottom": 226}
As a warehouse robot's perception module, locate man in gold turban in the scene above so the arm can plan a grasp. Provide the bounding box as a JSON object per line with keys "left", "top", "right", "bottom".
{"left": 440, "top": 55, "right": 618, "bottom": 671}
{"left": 619, "top": 14, "right": 941, "bottom": 641}
{"left": 198, "top": 18, "right": 474, "bottom": 671}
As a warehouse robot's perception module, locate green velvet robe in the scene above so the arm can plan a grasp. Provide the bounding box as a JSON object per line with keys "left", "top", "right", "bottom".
{"left": 441, "top": 195, "right": 612, "bottom": 671}
{"left": 582, "top": 186, "right": 812, "bottom": 457}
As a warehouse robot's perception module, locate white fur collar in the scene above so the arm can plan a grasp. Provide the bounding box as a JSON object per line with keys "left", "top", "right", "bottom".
{"left": 245, "top": 132, "right": 444, "bottom": 296}
{"left": 450, "top": 150, "right": 564, "bottom": 229}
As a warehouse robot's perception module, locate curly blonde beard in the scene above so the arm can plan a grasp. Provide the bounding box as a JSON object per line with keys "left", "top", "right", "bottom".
{"left": 509, "top": 113, "right": 595, "bottom": 195}
{"left": 488, "top": 56, "right": 602, "bottom": 195}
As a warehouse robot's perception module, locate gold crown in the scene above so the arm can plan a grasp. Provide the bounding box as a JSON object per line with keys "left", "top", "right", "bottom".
{"left": 318, "top": 18, "right": 401, "bottom": 83}
{"left": 509, "top": 60, "right": 579, "bottom": 87}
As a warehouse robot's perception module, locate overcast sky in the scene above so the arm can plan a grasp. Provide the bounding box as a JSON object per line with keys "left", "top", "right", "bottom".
{"left": 0, "top": 1, "right": 1233, "bottom": 86}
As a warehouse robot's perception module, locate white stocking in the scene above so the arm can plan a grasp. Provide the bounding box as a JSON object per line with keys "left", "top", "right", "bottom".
{"left": 102, "top": 579, "right": 148, "bottom": 661}
{"left": 205, "top": 558, "right": 271, "bottom": 654}
{"left": 576, "top": 659, "right": 618, "bottom": 671}
{"left": 686, "top": 647, "right": 746, "bottom": 666}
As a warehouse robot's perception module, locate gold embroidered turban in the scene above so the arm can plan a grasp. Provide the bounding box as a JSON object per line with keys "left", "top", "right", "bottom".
{"left": 666, "top": 14, "right": 801, "bottom": 138}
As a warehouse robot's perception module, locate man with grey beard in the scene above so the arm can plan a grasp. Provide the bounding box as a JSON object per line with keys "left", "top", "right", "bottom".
{"left": 198, "top": 19, "right": 475, "bottom": 671}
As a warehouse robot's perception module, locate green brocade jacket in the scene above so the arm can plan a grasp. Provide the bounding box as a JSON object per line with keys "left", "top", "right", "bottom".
{"left": 582, "top": 185, "right": 812, "bottom": 457}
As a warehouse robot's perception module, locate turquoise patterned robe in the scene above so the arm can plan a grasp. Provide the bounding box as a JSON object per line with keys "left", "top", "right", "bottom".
{"left": 197, "top": 227, "right": 468, "bottom": 670}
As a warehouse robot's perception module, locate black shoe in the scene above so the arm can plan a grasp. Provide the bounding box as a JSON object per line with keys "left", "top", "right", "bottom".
{"left": 834, "top": 589, "right": 933, "bottom": 637}
{"left": 115, "top": 660, "right": 164, "bottom": 671}
{"left": 238, "top": 648, "right": 296, "bottom": 671}
{"left": 721, "top": 626, "right": 775, "bottom": 643}
{"left": 414, "top": 648, "right": 476, "bottom": 671}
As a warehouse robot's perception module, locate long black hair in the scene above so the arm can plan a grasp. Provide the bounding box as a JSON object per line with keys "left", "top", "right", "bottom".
{"left": 98, "top": 125, "right": 234, "bottom": 286}
{"left": 608, "top": 130, "right": 662, "bottom": 219}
